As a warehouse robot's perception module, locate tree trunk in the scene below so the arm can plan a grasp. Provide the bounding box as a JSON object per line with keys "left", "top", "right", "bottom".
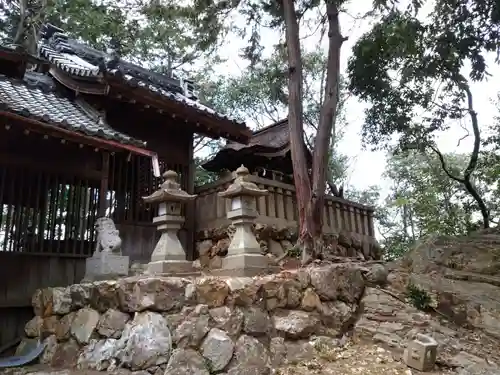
{"left": 431, "top": 77, "right": 490, "bottom": 229}
{"left": 311, "top": 1, "right": 345, "bottom": 247}
{"left": 13, "top": 0, "right": 28, "bottom": 45}
{"left": 282, "top": 0, "right": 315, "bottom": 264}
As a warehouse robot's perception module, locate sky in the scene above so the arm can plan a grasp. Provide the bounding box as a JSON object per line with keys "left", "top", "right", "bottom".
{"left": 204, "top": 0, "right": 500, "bottom": 197}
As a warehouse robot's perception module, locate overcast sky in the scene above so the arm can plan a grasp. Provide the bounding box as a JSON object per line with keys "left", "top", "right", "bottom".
{"left": 202, "top": 1, "right": 499, "bottom": 195}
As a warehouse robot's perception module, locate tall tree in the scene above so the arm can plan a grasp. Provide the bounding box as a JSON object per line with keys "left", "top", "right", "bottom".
{"left": 347, "top": 0, "right": 500, "bottom": 228}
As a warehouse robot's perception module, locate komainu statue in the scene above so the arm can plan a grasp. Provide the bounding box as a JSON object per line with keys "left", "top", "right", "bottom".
{"left": 94, "top": 217, "right": 122, "bottom": 254}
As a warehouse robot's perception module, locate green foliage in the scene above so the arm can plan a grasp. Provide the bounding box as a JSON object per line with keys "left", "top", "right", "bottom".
{"left": 406, "top": 283, "right": 432, "bottom": 311}
{"left": 347, "top": 1, "right": 500, "bottom": 151}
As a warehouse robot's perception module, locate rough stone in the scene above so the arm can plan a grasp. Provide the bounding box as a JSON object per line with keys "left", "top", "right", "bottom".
{"left": 173, "top": 312, "right": 210, "bottom": 348}
{"left": 70, "top": 308, "right": 100, "bottom": 344}
{"left": 51, "top": 339, "right": 80, "bottom": 368}
{"left": 97, "top": 309, "right": 130, "bottom": 338}
{"left": 25, "top": 316, "right": 43, "bottom": 337}
{"left": 300, "top": 288, "right": 321, "bottom": 312}
{"left": 272, "top": 309, "right": 320, "bottom": 339}
{"left": 164, "top": 348, "right": 209, "bottom": 375}
{"left": 115, "top": 311, "right": 173, "bottom": 370}
{"left": 117, "top": 277, "right": 189, "bottom": 312}
{"left": 242, "top": 306, "right": 271, "bottom": 336}
{"left": 201, "top": 328, "right": 234, "bottom": 372}
{"left": 196, "top": 278, "right": 229, "bottom": 307}
{"left": 228, "top": 334, "right": 270, "bottom": 372}
{"left": 77, "top": 338, "right": 117, "bottom": 370}
{"left": 209, "top": 306, "right": 244, "bottom": 338}
{"left": 55, "top": 312, "right": 75, "bottom": 341}
{"left": 268, "top": 239, "right": 285, "bottom": 258}
{"left": 309, "top": 265, "right": 365, "bottom": 303}
{"left": 40, "top": 334, "right": 58, "bottom": 365}
{"left": 40, "top": 287, "right": 72, "bottom": 316}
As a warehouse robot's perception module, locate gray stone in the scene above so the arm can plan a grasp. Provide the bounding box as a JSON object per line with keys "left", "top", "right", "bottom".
{"left": 201, "top": 328, "right": 234, "bottom": 372}
{"left": 209, "top": 306, "right": 244, "bottom": 337}
{"left": 97, "top": 309, "right": 130, "bottom": 338}
{"left": 269, "top": 337, "right": 286, "bottom": 367}
{"left": 365, "top": 263, "right": 389, "bottom": 286}
{"left": 458, "top": 364, "right": 500, "bottom": 375}
{"left": 115, "top": 311, "right": 173, "bottom": 370}
{"left": 164, "top": 348, "right": 209, "bottom": 375}
{"left": 229, "top": 334, "right": 269, "bottom": 371}
{"left": 77, "top": 338, "right": 118, "bottom": 370}
{"left": 309, "top": 265, "right": 365, "bottom": 303}
{"left": 268, "top": 239, "right": 285, "bottom": 258}
{"left": 43, "top": 287, "right": 72, "bottom": 315}
{"left": 173, "top": 313, "right": 210, "bottom": 348}
{"left": 56, "top": 312, "right": 76, "bottom": 341}
{"left": 242, "top": 307, "right": 271, "bottom": 336}
{"left": 272, "top": 309, "right": 320, "bottom": 339}
{"left": 71, "top": 308, "right": 100, "bottom": 344}
{"left": 39, "top": 335, "right": 58, "bottom": 365}
{"left": 25, "top": 316, "right": 43, "bottom": 337}
{"left": 51, "top": 339, "right": 80, "bottom": 368}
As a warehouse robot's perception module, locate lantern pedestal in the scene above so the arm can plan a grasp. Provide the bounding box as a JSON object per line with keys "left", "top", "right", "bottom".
{"left": 146, "top": 214, "right": 198, "bottom": 276}
{"left": 212, "top": 165, "right": 277, "bottom": 277}
{"left": 142, "top": 170, "right": 198, "bottom": 276}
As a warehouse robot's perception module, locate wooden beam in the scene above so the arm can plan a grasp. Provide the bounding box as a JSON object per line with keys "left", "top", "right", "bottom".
{"left": 0, "top": 152, "right": 101, "bottom": 180}
{"left": 99, "top": 152, "right": 110, "bottom": 217}
{"left": 107, "top": 80, "right": 253, "bottom": 143}
{"left": 185, "top": 133, "right": 196, "bottom": 261}
{"left": 0, "top": 111, "right": 157, "bottom": 157}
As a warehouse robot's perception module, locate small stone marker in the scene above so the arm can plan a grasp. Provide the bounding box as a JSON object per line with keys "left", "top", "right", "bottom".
{"left": 403, "top": 333, "right": 438, "bottom": 372}
{"left": 83, "top": 217, "right": 129, "bottom": 281}
{"left": 142, "top": 170, "right": 198, "bottom": 276}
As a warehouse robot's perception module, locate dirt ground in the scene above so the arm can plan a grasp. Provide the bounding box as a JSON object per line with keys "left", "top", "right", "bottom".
{"left": 275, "top": 340, "right": 455, "bottom": 375}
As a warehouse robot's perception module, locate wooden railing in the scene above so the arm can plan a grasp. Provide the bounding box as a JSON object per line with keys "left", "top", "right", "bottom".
{"left": 195, "top": 174, "right": 375, "bottom": 239}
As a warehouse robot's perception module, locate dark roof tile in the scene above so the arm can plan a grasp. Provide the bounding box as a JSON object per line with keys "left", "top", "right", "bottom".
{"left": 37, "top": 23, "right": 246, "bottom": 129}
{"left": 0, "top": 72, "right": 147, "bottom": 147}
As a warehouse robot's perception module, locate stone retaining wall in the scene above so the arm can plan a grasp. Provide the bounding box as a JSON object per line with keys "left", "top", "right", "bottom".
{"left": 195, "top": 224, "right": 382, "bottom": 270}
{"left": 22, "top": 264, "right": 370, "bottom": 374}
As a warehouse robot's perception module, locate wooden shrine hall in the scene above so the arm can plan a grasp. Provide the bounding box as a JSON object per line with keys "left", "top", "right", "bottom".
{"left": 0, "top": 24, "right": 251, "bottom": 347}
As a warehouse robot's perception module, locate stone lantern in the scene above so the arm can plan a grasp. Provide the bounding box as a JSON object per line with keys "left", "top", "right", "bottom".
{"left": 142, "top": 170, "right": 197, "bottom": 275}
{"left": 214, "top": 165, "right": 273, "bottom": 276}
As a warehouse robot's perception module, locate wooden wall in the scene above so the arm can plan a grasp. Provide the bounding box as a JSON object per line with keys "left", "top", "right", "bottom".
{"left": 0, "top": 253, "right": 86, "bottom": 347}
{"left": 195, "top": 174, "right": 375, "bottom": 239}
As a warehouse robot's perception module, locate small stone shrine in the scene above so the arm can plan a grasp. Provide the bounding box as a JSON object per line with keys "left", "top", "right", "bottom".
{"left": 403, "top": 333, "right": 438, "bottom": 371}
{"left": 213, "top": 165, "right": 275, "bottom": 276}
{"left": 83, "top": 217, "right": 130, "bottom": 281}
{"left": 143, "top": 170, "right": 198, "bottom": 276}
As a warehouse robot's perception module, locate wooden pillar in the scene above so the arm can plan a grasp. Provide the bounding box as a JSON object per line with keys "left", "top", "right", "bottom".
{"left": 98, "top": 152, "right": 110, "bottom": 217}
{"left": 185, "top": 134, "right": 196, "bottom": 261}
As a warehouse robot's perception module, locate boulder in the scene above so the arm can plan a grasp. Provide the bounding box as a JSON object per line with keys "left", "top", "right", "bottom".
{"left": 164, "top": 348, "right": 209, "bottom": 375}
{"left": 201, "top": 328, "right": 234, "bottom": 372}
{"left": 116, "top": 311, "right": 173, "bottom": 370}
{"left": 70, "top": 308, "right": 100, "bottom": 344}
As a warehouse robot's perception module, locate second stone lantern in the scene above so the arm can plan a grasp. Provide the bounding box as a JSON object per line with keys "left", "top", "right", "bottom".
{"left": 142, "top": 170, "right": 197, "bottom": 276}
{"left": 214, "top": 165, "right": 273, "bottom": 276}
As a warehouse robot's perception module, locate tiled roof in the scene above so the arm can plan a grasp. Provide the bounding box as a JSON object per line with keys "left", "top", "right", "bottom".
{"left": 202, "top": 119, "right": 296, "bottom": 172}
{"left": 0, "top": 72, "right": 147, "bottom": 147}
{"left": 224, "top": 119, "right": 290, "bottom": 152}
{"left": 37, "top": 24, "right": 246, "bottom": 129}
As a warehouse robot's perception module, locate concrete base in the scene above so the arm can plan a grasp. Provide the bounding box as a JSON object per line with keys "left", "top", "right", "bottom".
{"left": 210, "top": 253, "right": 278, "bottom": 277}
{"left": 83, "top": 253, "right": 130, "bottom": 282}
{"left": 147, "top": 260, "right": 200, "bottom": 277}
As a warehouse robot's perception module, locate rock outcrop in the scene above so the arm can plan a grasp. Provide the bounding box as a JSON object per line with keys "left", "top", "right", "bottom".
{"left": 389, "top": 227, "right": 500, "bottom": 340}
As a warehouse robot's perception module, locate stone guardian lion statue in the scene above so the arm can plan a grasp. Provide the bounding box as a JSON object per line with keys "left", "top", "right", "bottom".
{"left": 94, "top": 217, "right": 122, "bottom": 255}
